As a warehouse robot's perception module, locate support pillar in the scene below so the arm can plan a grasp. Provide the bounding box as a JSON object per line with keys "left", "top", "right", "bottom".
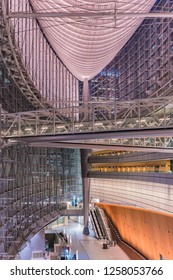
{"left": 81, "top": 78, "right": 91, "bottom": 235}
{"left": 80, "top": 149, "right": 92, "bottom": 235}
{"left": 0, "top": 105, "right": 4, "bottom": 149}
{"left": 0, "top": 105, "right": 1, "bottom": 148}
{"left": 82, "top": 78, "right": 90, "bottom": 102}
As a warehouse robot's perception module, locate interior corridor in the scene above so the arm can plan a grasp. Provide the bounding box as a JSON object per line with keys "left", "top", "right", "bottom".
{"left": 57, "top": 221, "right": 130, "bottom": 260}
{"left": 20, "top": 220, "right": 130, "bottom": 260}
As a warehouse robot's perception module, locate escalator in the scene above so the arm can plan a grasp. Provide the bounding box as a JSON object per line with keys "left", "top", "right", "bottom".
{"left": 89, "top": 208, "right": 104, "bottom": 239}
{"left": 90, "top": 205, "right": 121, "bottom": 244}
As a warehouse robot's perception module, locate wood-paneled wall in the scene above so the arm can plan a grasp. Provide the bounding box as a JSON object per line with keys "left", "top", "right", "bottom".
{"left": 96, "top": 203, "right": 173, "bottom": 260}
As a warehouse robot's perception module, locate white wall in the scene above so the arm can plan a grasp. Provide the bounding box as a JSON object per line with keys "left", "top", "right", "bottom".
{"left": 19, "top": 230, "right": 45, "bottom": 260}
{"left": 90, "top": 178, "right": 173, "bottom": 213}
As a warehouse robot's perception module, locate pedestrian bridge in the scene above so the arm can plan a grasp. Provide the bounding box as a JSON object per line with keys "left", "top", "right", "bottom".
{"left": 1, "top": 96, "right": 173, "bottom": 137}
{"left": 1, "top": 97, "right": 173, "bottom": 151}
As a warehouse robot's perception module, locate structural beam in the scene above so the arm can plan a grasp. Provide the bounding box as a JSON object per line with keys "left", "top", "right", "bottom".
{"left": 2, "top": 96, "right": 173, "bottom": 139}
{"left": 28, "top": 141, "right": 173, "bottom": 154}
{"left": 7, "top": 127, "right": 173, "bottom": 142}
{"left": 7, "top": 12, "right": 173, "bottom": 19}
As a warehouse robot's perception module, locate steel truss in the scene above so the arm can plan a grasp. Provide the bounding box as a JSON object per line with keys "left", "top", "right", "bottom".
{"left": 1, "top": 0, "right": 173, "bottom": 260}
{"left": 81, "top": 137, "right": 173, "bottom": 149}
{"left": 0, "top": 1, "right": 46, "bottom": 109}
{"left": 0, "top": 58, "right": 36, "bottom": 113}
{"left": 0, "top": 0, "right": 82, "bottom": 259}
{"left": 0, "top": 144, "right": 82, "bottom": 259}
{"left": 0, "top": 1, "right": 79, "bottom": 110}
{"left": 90, "top": 0, "right": 173, "bottom": 102}
{"left": 1, "top": 96, "right": 173, "bottom": 140}
{"left": 2, "top": 0, "right": 79, "bottom": 109}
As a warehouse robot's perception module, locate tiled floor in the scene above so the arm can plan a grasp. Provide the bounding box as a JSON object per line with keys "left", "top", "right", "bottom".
{"left": 55, "top": 221, "right": 130, "bottom": 260}
{"left": 20, "top": 220, "right": 130, "bottom": 260}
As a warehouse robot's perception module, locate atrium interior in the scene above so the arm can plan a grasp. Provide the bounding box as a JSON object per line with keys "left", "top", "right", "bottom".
{"left": 1, "top": 0, "right": 173, "bottom": 260}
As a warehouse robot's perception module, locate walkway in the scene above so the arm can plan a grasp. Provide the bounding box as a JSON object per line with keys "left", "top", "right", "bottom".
{"left": 2, "top": 96, "right": 173, "bottom": 140}
{"left": 20, "top": 220, "right": 131, "bottom": 260}
{"left": 49, "top": 221, "right": 130, "bottom": 260}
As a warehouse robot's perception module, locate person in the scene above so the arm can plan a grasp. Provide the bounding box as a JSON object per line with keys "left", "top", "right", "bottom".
{"left": 45, "top": 240, "right": 49, "bottom": 252}
{"left": 75, "top": 198, "right": 78, "bottom": 207}
{"left": 67, "top": 244, "right": 70, "bottom": 252}
{"left": 43, "top": 252, "right": 46, "bottom": 259}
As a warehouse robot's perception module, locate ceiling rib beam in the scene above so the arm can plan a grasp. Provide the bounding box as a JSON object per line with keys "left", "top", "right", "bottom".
{"left": 7, "top": 12, "right": 173, "bottom": 19}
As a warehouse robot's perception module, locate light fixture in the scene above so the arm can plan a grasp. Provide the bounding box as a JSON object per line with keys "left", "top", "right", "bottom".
{"left": 75, "top": 124, "right": 83, "bottom": 128}
{"left": 25, "top": 127, "right": 32, "bottom": 131}
{"left": 56, "top": 125, "right": 65, "bottom": 129}
{"left": 95, "top": 122, "right": 103, "bottom": 126}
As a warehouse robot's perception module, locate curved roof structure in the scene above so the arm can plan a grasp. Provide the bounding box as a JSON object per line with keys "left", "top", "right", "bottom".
{"left": 30, "top": 0, "right": 155, "bottom": 81}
